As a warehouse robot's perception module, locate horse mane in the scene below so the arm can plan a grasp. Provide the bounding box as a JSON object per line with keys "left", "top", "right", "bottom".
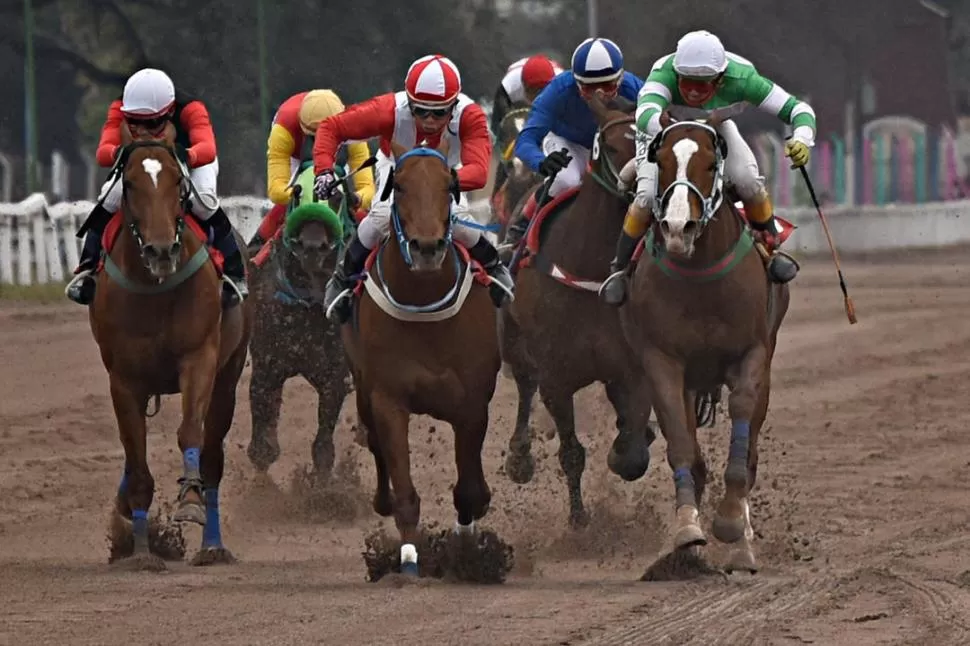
{"left": 605, "top": 95, "right": 636, "bottom": 115}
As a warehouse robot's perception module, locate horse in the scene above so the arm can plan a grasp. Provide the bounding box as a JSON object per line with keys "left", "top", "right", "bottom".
{"left": 618, "top": 109, "right": 790, "bottom": 573}
{"left": 491, "top": 106, "right": 542, "bottom": 240}
{"left": 341, "top": 138, "right": 501, "bottom": 576}
{"left": 498, "top": 95, "right": 656, "bottom": 528}
{"left": 247, "top": 166, "right": 359, "bottom": 480}
{"left": 86, "top": 120, "right": 252, "bottom": 568}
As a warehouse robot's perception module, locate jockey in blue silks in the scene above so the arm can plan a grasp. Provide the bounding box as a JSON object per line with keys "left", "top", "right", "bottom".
{"left": 505, "top": 37, "right": 644, "bottom": 247}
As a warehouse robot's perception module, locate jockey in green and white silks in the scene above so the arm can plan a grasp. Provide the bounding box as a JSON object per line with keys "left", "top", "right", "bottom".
{"left": 600, "top": 30, "right": 817, "bottom": 305}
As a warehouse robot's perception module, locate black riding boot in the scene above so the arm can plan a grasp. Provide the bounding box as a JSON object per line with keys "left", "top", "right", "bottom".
{"left": 468, "top": 236, "right": 515, "bottom": 307}
{"left": 324, "top": 234, "right": 370, "bottom": 323}
{"left": 599, "top": 231, "right": 640, "bottom": 307}
{"left": 207, "top": 207, "right": 249, "bottom": 307}
{"left": 503, "top": 184, "right": 547, "bottom": 249}
{"left": 65, "top": 204, "right": 112, "bottom": 305}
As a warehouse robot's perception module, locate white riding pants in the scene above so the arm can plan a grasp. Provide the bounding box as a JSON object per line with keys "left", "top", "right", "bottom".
{"left": 542, "top": 133, "right": 590, "bottom": 198}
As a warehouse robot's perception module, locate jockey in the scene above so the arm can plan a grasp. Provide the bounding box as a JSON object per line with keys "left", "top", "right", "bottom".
{"left": 490, "top": 54, "right": 562, "bottom": 213}
{"left": 250, "top": 89, "right": 375, "bottom": 248}
{"left": 312, "top": 54, "right": 514, "bottom": 323}
{"left": 66, "top": 68, "right": 248, "bottom": 306}
{"left": 505, "top": 38, "right": 644, "bottom": 248}
{"left": 600, "top": 30, "right": 814, "bottom": 305}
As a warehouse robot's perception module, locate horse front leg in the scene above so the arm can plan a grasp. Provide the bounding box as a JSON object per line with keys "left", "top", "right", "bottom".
{"left": 539, "top": 382, "right": 588, "bottom": 529}
{"left": 109, "top": 375, "right": 162, "bottom": 569}
{"left": 306, "top": 362, "right": 350, "bottom": 482}
{"left": 605, "top": 378, "right": 655, "bottom": 482}
{"left": 371, "top": 390, "right": 420, "bottom": 576}
{"left": 452, "top": 405, "right": 492, "bottom": 532}
{"left": 173, "top": 343, "right": 219, "bottom": 526}
{"left": 500, "top": 310, "right": 538, "bottom": 484}
{"left": 247, "top": 358, "right": 286, "bottom": 473}
{"left": 641, "top": 347, "right": 706, "bottom": 550}
{"left": 717, "top": 345, "right": 770, "bottom": 574}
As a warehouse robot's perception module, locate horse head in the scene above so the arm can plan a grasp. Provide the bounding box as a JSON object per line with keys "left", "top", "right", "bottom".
{"left": 648, "top": 106, "right": 735, "bottom": 258}
{"left": 118, "top": 119, "right": 189, "bottom": 278}
{"left": 282, "top": 201, "right": 342, "bottom": 278}
{"left": 587, "top": 93, "right": 637, "bottom": 193}
{"left": 387, "top": 137, "right": 457, "bottom": 272}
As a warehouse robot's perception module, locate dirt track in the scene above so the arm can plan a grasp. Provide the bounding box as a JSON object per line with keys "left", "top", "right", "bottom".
{"left": 4, "top": 249, "right": 970, "bottom": 645}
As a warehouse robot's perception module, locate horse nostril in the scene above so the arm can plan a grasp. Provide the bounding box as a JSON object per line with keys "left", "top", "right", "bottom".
{"left": 142, "top": 244, "right": 160, "bottom": 259}
{"left": 660, "top": 220, "right": 670, "bottom": 235}
{"left": 435, "top": 239, "right": 447, "bottom": 251}
{"left": 683, "top": 220, "right": 698, "bottom": 237}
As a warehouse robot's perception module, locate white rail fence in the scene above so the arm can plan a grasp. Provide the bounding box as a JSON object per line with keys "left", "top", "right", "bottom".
{"left": 2, "top": 193, "right": 970, "bottom": 286}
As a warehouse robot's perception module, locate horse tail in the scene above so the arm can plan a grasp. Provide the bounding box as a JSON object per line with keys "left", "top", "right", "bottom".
{"left": 694, "top": 386, "right": 721, "bottom": 428}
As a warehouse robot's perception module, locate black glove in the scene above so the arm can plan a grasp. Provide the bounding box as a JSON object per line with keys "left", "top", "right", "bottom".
{"left": 538, "top": 148, "right": 572, "bottom": 178}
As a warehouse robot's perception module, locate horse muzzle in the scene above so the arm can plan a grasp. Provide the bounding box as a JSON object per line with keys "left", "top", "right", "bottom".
{"left": 659, "top": 218, "right": 700, "bottom": 258}
{"left": 407, "top": 237, "right": 448, "bottom": 271}
{"left": 141, "top": 241, "right": 181, "bottom": 278}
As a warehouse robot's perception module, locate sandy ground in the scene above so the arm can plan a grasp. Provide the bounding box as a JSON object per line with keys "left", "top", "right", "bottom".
{"left": 3, "top": 248, "right": 970, "bottom": 646}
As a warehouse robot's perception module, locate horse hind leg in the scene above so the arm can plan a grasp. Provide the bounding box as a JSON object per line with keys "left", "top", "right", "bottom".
{"left": 540, "top": 383, "right": 588, "bottom": 529}
{"left": 500, "top": 310, "right": 538, "bottom": 484}
{"left": 605, "top": 379, "right": 655, "bottom": 482}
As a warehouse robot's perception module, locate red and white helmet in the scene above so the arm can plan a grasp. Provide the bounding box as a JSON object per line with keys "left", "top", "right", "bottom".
{"left": 405, "top": 55, "right": 462, "bottom": 109}
{"left": 121, "top": 68, "right": 176, "bottom": 118}
{"left": 521, "top": 55, "right": 560, "bottom": 91}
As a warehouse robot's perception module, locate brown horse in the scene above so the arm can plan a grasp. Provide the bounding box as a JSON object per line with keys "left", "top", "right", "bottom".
{"left": 491, "top": 106, "right": 542, "bottom": 241}
{"left": 619, "top": 110, "right": 790, "bottom": 573}
{"left": 87, "top": 121, "right": 252, "bottom": 568}
{"left": 247, "top": 197, "right": 352, "bottom": 479}
{"left": 341, "top": 138, "right": 500, "bottom": 576}
{"left": 499, "top": 96, "right": 655, "bottom": 528}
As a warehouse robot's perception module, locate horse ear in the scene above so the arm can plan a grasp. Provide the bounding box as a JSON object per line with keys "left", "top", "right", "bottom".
{"left": 162, "top": 120, "right": 177, "bottom": 146}
{"left": 436, "top": 136, "right": 450, "bottom": 158}
{"left": 390, "top": 139, "right": 408, "bottom": 159}
{"left": 120, "top": 121, "right": 133, "bottom": 146}
{"left": 659, "top": 110, "right": 676, "bottom": 129}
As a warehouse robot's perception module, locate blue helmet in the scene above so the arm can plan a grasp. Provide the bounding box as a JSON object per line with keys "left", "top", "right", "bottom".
{"left": 571, "top": 37, "right": 624, "bottom": 84}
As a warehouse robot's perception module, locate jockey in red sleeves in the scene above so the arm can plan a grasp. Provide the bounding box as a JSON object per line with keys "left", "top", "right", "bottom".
{"left": 312, "top": 54, "right": 513, "bottom": 323}
{"left": 65, "top": 68, "right": 248, "bottom": 307}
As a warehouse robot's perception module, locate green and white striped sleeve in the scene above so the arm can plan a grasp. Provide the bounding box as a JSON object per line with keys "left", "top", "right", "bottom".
{"left": 741, "top": 70, "right": 817, "bottom": 147}
{"left": 636, "top": 55, "right": 675, "bottom": 138}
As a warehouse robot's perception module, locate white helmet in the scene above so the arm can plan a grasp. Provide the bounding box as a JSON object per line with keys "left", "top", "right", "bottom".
{"left": 673, "top": 30, "right": 728, "bottom": 79}
{"left": 121, "top": 68, "right": 176, "bottom": 118}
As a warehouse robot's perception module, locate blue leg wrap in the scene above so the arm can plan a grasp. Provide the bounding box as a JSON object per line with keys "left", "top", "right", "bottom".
{"left": 202, "top": 488, "right": 223, "bottom": 548}
{"left": 183, "top": 447, "right": 201, "bottom": 473}
{"left": 729, "top": 419, "right": 750, "bottom": 463}
{"left": 131, "top": 509, "right": 149, "bottom": 539}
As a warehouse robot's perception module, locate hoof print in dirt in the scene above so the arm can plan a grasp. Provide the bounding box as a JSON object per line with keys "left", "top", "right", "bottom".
{"left": 107, "top": 505, "right": 186, "bottom": 564}
{"left": 191, "top": 547, "right": 237, "bottom": 567}
{"left": 363, "top": 526, "right": 438, "bottom": 582}
{"left": 640, "top": 547, "right": 725, "bottom": 582}
{"left": 428, "top": 526, "right": 515, "bottom": 585}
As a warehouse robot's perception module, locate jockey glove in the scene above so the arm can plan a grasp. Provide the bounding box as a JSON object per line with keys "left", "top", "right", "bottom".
{"left": 314, "top": 169, "right": 337, "bottom": 200}
{"left": 538, "top": 149, "right": 572, "bottom": 178}
{"left": 785, "top": 140, "right": 810, "bottom": 169}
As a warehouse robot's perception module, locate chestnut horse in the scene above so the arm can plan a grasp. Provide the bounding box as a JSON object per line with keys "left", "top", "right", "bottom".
{"left": 86, "top": 122, "right": 251, "bottom": 568}
{"left": 619, "top": 110, "right": 790, "bottom": 573}
{"left": 341, "top": 139, "right": 500, "bottom": 576}
{"left": 499, "top": 96, "right": 655, "bottom": 528}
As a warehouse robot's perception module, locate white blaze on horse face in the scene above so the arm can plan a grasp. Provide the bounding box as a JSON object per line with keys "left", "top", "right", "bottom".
{"left": 141, "top": 157, "right": 163, "bottom": 189}
{"left": 663, "top": 138, "right": 700, "bottom": 231}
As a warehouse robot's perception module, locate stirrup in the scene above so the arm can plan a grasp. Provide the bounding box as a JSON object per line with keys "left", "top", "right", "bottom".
{"left": 486, "top": 268, "right": 515, "bottom": 305}
{"left": 598, "top": 269, "right": 629, "bottom": 306}
{"left": 324, "top": 285, "right": 355, "bottom": 322}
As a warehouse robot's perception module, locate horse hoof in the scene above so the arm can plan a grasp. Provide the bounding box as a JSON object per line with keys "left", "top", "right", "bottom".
{"left": 504, "top": 452, "right": 535, "bottom": 484}
{"left": 246, "top": 441, "right": 279, "bottom": 472}
{"left": 173, "top": 502, "right": 206, "bottom": 526}
{"left": 673, "top": 506, "right": 707, "bottom": 549}
{"left": 607, "top": 443, "right": 650, "bottom": 482}
{"left": 725, "top": 545, "right": 758, "bottom": 574}
{"left": 712, "top": 514, "right": 746, "bottom": 544}
{"left": 112, "top": 552, "right": 167, "bottom": 572}
{"left": 191, "top": 546, "right": 237, "bottom": 566}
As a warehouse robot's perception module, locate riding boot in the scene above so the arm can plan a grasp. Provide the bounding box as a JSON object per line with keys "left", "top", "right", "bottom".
{"left": 600, "top": 202, "right": 651, "bottom": 307}
{"left": 745, "top": 195, "right": 799, "bottom": 284}
{"left": 468, "top": 236, "right": 515, "bottom": 307}
{"left": 207, "top": 207, "right": 250, "bottom": 307}
{"left": 324, "top": 234, "right": 370, "bottom": 324}
{"left": 65, "top": 204, "right": 112, "bottom": 305}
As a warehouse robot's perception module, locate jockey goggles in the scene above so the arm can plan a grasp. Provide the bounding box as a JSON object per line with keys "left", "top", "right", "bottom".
{"left": 409, "top": 101, "right": 455, "bottom": 119}
{"left": 676, "top": 75, "right": 719, "bottom": 105}
{"left": 577, "top": 79, "right": 619, "bottom": 99}
{"left": 125, "top": 113, "right": 172, "bottom": 134}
